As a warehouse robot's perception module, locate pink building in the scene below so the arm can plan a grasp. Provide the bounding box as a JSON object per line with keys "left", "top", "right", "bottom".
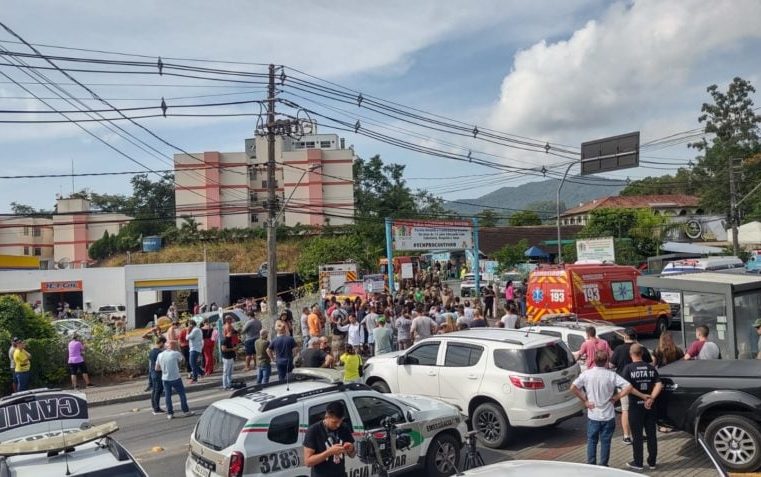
{"left": 174, "top": 131, "right": 355, "bottom": 230}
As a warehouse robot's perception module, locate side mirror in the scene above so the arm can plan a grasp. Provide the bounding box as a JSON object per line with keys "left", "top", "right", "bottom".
{"left": 397, "top": 355, "right": 407, "bottom": 365}
{"left": 406, "top": 410, "right": 415, "bottom": 422}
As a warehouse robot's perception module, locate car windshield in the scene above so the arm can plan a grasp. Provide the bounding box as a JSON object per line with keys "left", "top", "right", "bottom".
{"left": 493, "top": 342, "right": 574, "bottom": 374}
{"left": 99, "top": 306, "right": 116, "bottom": 312}
{"left": 195, "top": 405, "right": 246, "bottom": 451}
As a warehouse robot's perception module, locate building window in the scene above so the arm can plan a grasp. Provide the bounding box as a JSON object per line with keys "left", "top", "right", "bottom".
{"left": 32, "top": 226, "right": 41, "bottom": 237}
{"left": 262, "top": 180, "right": 267, "bottom": 188}
{"left": 249, "top": 166, "right": 257, "bottom": 180}
{"left": 23, "top": 246, "right": 29, "bottom": 255}
{"left": 305, "top": 141, "right": 315, "bottom": 148}
{"left": 320, "top": 140, "right": 331, "bottom": 148}
{"left": 33, "top": 247, "right": 42, "bottom": 256}
{"left": 250, "top": 192, "right": 258, "bottom": 203}
{"left": 23, "top": 226, "right": 30, "bottom": 236}
{"left": 294, "top": 142, "right": 305, "bottom": 149}
{"left": 251, "top": 214, "right": 259, "bottom": 223}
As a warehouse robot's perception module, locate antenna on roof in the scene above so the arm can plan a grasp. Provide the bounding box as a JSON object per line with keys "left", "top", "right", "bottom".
{"left": 59, "top": 412, "right": 72, "bottom": 476}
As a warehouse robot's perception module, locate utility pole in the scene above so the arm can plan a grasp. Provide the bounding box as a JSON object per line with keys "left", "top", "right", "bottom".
{"left": 729, "top": 157, "right": 740, "bottom": 256}
{"left": 266, "top": 64, "right": 278, "bottom": 328}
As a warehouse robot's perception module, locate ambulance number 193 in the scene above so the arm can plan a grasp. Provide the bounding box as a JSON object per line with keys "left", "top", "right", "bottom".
{"left": 583, "top": 284, "right": 600, "bottom": 303}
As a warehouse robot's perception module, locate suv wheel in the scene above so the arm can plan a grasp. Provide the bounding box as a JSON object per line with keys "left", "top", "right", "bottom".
{"left": 472, "top": 402, "right": 510, "bottom": 448}
{"left": 706, "top": 415, "right": 761, "bottom": 472}
{"left": 654, "top": 316, "right": 668, "bottom": 336}
{"left": 425, "top": 433, "right": 460, "bottom": 477}
{"left": 369, "top": 380, "right": 390, "bottom": 393}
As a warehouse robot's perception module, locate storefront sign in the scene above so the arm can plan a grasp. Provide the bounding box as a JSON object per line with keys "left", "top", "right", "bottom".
{"left": 391, "top": 220, "right": 473, "bottom": 251}
{"left": 41, "top": 280, "right": 83, "bottom": 293}
{"left": 576, "top": 237, "right": 615, "bottom": 263}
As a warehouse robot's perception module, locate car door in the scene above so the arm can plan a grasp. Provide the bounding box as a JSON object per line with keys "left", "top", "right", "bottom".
{"left": 438, "top": 342, "right": 486, "bottom": 409}
{"left": 396, "top": 341, "right": 442, "bottom": 397}
{"left": 348, "top": 393, "right": 420, "bottom": 475}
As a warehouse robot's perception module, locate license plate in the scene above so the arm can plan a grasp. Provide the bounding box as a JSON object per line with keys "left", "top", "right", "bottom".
{"left": 557, "top": 380, "right": 570, "bottom": 392}
{"left": 192, "top": 462, "right": 211, "bottom": 477}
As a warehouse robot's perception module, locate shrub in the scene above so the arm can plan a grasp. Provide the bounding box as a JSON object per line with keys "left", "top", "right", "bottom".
{"left": 0, "top": 295, "right": 56, "bottom": 340}
{"left": 81, "top": 320, "right": 150, "bottom": 377}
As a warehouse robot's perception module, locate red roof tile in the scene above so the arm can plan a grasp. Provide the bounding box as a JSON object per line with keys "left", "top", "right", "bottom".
{"left": 561, "top": 194, "right": 700, "bottom": 216}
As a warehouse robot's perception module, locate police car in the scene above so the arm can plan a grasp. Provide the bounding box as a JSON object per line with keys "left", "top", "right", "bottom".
{"left": 0, "top": 388, "right": 147, "bottom": 476}
{"left": 186, "top": 368, "right": 467, "bottom": 477}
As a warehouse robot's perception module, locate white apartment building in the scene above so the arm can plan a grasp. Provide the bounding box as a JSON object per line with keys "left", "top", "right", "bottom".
{"left": 0, "top": 217, "right": 54, "bottom": 267}
{"left": 174, "top": 130, "right": 355, "bottom": 230}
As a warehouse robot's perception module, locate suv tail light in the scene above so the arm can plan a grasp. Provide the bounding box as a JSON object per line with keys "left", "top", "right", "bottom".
{"left": 509, "top": 375, "right": 545, "bottom": 390}
{"left": 229, "top": 451, "right": 244, "bottom": 477}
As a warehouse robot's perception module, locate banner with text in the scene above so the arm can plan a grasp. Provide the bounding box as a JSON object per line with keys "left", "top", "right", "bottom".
{"left": 391, "top": 220, "right": 473, "bottom": 251}
{"left": 576, "top": 237, "right": 615, "bottom": 263}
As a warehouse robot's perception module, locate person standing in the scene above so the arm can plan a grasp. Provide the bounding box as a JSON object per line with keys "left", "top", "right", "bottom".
{"left": 684, "top": 325, "right": 721, "bottom": 360}
{"left": 395, "top": 312, "right": 412, "bottom": 350}
{"left": 410, "top": 310, "right": 437, "bottom": 343}
{"left": 221, "top": 331, "right": 236, "bottom": 390}
{"left": 573, "top": 326, "right": 612, "bottom": 368}
{"left": 622, "top": 344, "right": 663, "bottom": 472}
{"left": 301, "top": 339, "right": 333, "bottom": 368}
{"left": 268, "top": 321, "right": 299, "bottom": 381}
{"left": 149, "top": 337, "right": 166, "bottom": 415}
{"left": 610, "top": 328, "right": 652, "bottom": 444}
{"left": 504, "top": 280, "right": 515, "bottom": 306}
{"left": 155, "top": 342, "right": 194, "bottom": 420}
{"left": 570, "top": 351, "right": 643, "bottom": 467}
{"left": 166, "top": 319, "right": 180, "bottom": 349}
{"left": 8, "top": 337, "right": 18, "bottom": 394}
{"left": 187, "top": 321, "right": 204, "bottom": 383}
{"left": 255, "top": 329, "right": 271, "bottom": 384}
{"left": 500, "top": 304, "right": 520, "bottom": 329}
{"left": 242, "top": 313, "right": 262, "bottom": 371}
{"left": 68, "top": 334, "right": 93, "bottom": 389}
{"left": 483, "top": 285, "right": 495, "bottom": 319}
{"left": 178, "top": 321, "right": 191, "bottom": 377}
{"left": 303, "top": 401, "right": 356, "bottom": 477}
{"left": 338, "top": 314, "right": 364, "bottom": 351}
{"left": 307, "top": 305, "right": 323, "bottom": 348}
{"left": 339, "top": 345, "right": 362, "bottom": 383}
{"left": 470, "top": 309, "right": 487, "bottom": 328}
{"left": 300, "top": 306, "right": 310, "bottom": 345}
{"left": 13, "top": 340, "right": 31, "bottom": 392}
{"left": 362, "top": 306, "right": 379, "bottom": 353}
{"left": 373, "top": 317, "right": 394, "bottom": 356}
{"left": 201, "top": 320, "right": 216, "bottom": 376}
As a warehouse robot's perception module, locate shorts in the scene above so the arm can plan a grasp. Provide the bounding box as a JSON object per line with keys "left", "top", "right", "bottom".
{"left": 69, "top": 362, "right": 88, "bottom": 375}
{"left": 244, "top": 339, "right": 256, "bottom": 356}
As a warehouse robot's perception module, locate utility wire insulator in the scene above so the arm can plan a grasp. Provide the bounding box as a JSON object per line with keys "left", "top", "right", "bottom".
{"left": 157, "top": 57, "right": 163, "bottom": 75}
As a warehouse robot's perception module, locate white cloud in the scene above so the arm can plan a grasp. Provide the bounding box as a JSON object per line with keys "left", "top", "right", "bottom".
{"left": 488, "top": 0, "right": 761, "bottom": 146}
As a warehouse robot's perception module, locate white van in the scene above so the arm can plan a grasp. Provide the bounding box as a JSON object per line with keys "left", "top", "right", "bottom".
{"left": 661, "top": 256, "right": 744, "bottom": 275}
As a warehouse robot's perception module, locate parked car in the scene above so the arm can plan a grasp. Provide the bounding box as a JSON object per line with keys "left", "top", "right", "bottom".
{"left": 53, "top": 318, "right": 93, "bottom": 340}
{"left": 189, "top": 309, "right": 247, "bottom": 327}
{"left": 363, "top": 329, "right": 582, "bottom": 448}
{"left": 96, "top": 304, "right": 127, "bottom": 322}
{"left": 186, "top": 369, "right": 466, "bottom": 477}
{"left": 0, "top": 389, "right": 147, "bottom": 476}
{"left": 328, "top": 280, "right": 368, "bottom": 303}
{"left": 527, "top": 263, "right": 672, "bottom": 335}
{"left": 659, "top": 359, "right": 761, "bottom": 472}
{"left": 520, "top": 318, "right": 626, "bottom": 369}
{"left": 460, "top": 274, "right": 487, "bottom": 297}
{"left": 457, "top": 460, "right": 640, "bottom": 476}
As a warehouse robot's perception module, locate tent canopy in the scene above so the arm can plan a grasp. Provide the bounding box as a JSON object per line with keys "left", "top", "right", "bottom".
{"left": 525, "top": 245, "right": 550, "bottom": 258}
{"left": 660, "top": 241, "right": 724, "bottom": 255}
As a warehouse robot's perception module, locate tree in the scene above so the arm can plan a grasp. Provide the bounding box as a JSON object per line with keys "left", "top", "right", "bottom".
{"left": 620, "top": 168, "right": 698, "bottom": 197}
{"left": 296, "top": 235, "right": 370, "bottom": 282}
{"left": 509, "top": 210, "right": 542, "bottom": 226}
{"left": 579, "top": 208, "right": 669, "bottom": 265}
{"left": 9, "top": 202, "right": 52, "bottom": 217}
{"left": 477, "top": 209, "right": 499, "bottom": 227}
{"left": 493, "top": 239, "right": 529, "bottom": 271}
{"left": 525, "top": 200, "right": 564, "bottom": 218}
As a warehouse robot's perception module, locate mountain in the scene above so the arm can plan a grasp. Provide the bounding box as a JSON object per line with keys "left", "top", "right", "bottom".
{"left": 444, "top": 176, "right": 625, "bottom": 218}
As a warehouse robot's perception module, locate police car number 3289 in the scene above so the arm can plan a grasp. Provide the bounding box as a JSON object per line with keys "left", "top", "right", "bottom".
{"left": 185, "top": 371, "right": 467, "bottom": 477}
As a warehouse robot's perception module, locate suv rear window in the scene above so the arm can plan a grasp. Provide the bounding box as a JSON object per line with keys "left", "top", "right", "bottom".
{"left": 494, "top": 342, "right": 574, "bottom": 374}
{"left": 600, "top": 331, "right": 624, "bottom": 350}
{"left": 195, "top": 406, "right": 247, "bottom": 450}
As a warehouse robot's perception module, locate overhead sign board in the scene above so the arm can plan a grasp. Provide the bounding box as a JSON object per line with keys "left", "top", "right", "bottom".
{"left": 391, "top": 219, "right": 473, "bottom": 251}
{"left": 363, "top": 274, "right": 386, "bottom": 293}
{"left": 580, "top": 131, "right": 639, "bottom": 176}
{"left": 576, "top": 237, "right": 616, "bottom": 263}
{"left": 41, "top": 280, "right": 83, "bottom": 293}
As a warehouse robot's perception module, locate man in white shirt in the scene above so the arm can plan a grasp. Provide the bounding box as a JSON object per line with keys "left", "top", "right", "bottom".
{"left": 363, "top": 307, "right": 379, "bottom": 350}
{"left": 570, "top": 350, "right": 650, "bottom": 467}
{"left": 410, "top": 312, "right": 437, "bottom": 343}
{"left": 156, "top": 342, "right": 194, "bottom": 419}
{"left": 300, "top": 307, "right": 310, "bottom": 346}
{"left": 187, "top": 321, "right": 204, "bottom": 383}
{"left": 500, "top": 304, "right": 520, "bottom": 329}
{"left": 338, "top": 314, "right": 364, "bottom": 349}
{"left": 463, "top": 301, "right": 474, "bottom": 323}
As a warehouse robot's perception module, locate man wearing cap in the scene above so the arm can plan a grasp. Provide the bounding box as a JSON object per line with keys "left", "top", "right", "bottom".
{"left": 754, "top": 318, "right": 761, "bottom": 359}
{"left": 8, "top": 337, "right": 19, "bottom": 393}
{"left": 373, "top": 317, "right": 394, "bottom": 355}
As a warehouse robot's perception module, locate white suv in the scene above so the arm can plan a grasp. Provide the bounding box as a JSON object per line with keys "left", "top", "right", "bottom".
{"left": 362, "top": 329, "right": 582, "bottom": 448}
{"left": 520, "top": 321, "right": 626, "bottom": 369}
{"left": 186, "top": 369, "right": 467, "bottom": 477}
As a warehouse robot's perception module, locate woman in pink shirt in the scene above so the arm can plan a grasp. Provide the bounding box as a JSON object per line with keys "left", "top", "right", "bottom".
{"left": 68, "top": 334, "right": 93, "bottom": 389}
{"left": 505, "top": 281, "right": 515, "bottom": 305}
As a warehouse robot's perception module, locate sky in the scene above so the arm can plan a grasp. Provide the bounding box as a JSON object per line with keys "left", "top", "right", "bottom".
{"left": 1, "top": 0, "right": 760, "bottom": 213}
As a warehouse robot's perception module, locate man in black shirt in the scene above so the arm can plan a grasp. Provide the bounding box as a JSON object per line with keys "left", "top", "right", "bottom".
{"left": 301, "top": 339, "right": 332, "bottom": 368}
{"left": 610, "top": 328, "right": 652, "bottom": 444}
{"left": 622, "top": 344, "right": 663, "bottom": 472}
{"left": 303, "top": 401, "right": 356, "bottom": 477}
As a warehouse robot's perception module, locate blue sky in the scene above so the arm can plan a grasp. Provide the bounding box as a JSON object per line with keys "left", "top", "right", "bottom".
{"left": 0, "top": 0, "right": 760, "bottom": 213}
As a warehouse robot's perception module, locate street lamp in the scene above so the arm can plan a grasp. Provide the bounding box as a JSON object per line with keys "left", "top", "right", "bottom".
{"left": 556, "top": 160, "right": 580, "bottom": 264}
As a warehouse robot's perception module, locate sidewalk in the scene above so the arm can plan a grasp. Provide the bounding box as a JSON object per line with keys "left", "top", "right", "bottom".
{"left": 84, "top": 361, "right": 257, "bottom": 407}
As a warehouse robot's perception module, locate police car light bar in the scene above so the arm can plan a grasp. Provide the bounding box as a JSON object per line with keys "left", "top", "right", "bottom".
{"left": 0, "top": 421, "right": 119, "bottom": 457}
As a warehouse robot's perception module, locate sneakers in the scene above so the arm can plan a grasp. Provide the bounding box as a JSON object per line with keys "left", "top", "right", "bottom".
{"left": 626, "top": 462, "right": 644, "bottom": 472}
{"left": 167, "top": 414, "right": 174, "bottom": 420}
{"left": 183, "top": 411, "right": 195, "bottom": 417}
{"left": 622, "top": 436, "right": 632, "bottom": 445}
{"left": 152, "top": 409, "right": 165, "bottom": 416}
{"left": 648, "top": 464, "right": 656, "bottom": 471}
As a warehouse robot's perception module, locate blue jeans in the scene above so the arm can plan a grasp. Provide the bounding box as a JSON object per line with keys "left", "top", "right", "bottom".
{"left": 257, "top": 363, "right": 271, "bottom": 384}
{"left": 587, "top": 418, "right": 616, "bottom": 466}
{"left": 15, "top": 371, "right": 30, "bottom": 392}
{"left": 163, "top": 378, "right": 189, "bottom": 415}
{"left": 222, "top": 358, "right": 234, "bottom": 389}
{"left": 189, "top": 350, "right": 203, "bottom": 381}
{"left": 150, "top": 372, "right": 163, "bottom": 412}
{"left": 276, "top": 359, "right": 292, "bottom": 381}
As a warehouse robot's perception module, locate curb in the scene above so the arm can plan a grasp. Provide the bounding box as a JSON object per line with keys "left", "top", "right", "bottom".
{"left": 88, "top": 373, "right": 253, "bottom": 408}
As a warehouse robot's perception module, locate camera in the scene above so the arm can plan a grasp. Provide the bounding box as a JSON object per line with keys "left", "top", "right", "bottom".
{"left": 357, "top": 418, "right": 412, "bottom": 471}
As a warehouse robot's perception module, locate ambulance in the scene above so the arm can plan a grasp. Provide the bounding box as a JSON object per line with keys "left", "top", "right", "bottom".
{"left": 526, "top": 263, "right": 672, "bottom": 335}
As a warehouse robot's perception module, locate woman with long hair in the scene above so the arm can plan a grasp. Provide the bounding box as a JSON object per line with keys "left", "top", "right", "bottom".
{"left": 652, "top": 331, "right": 684, "bottom": 433}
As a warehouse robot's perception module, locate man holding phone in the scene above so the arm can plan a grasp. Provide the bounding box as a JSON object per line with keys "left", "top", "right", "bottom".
{"left": 303, "top": 401, "right": 356, "bottom": 477}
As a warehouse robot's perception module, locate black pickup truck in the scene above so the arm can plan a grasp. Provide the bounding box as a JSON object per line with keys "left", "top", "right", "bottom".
{"left": 659, "top": 359, "right": 761, "bottom": 472}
